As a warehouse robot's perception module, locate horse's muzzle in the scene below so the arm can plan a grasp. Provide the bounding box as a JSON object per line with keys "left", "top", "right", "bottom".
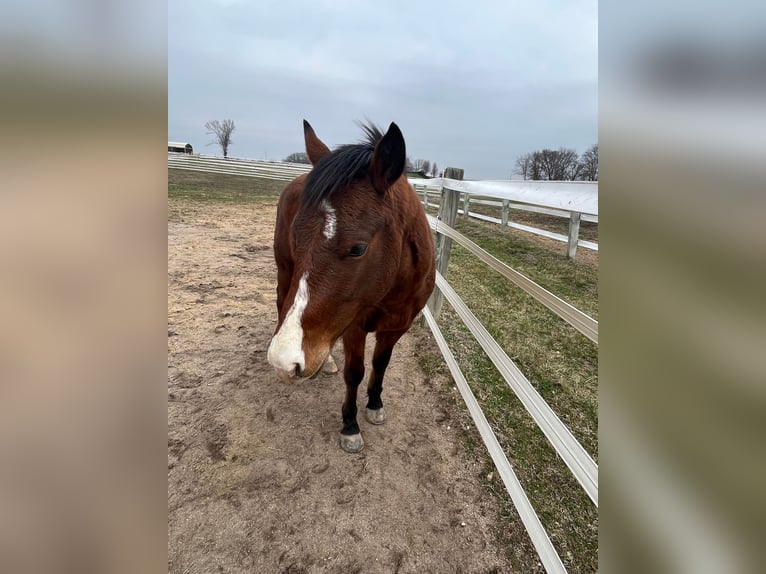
{"left": 272, "top": 351, "right": 329, "bottom": 384}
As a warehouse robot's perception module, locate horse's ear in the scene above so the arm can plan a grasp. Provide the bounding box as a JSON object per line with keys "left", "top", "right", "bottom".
{"left": 369, "top": 122, "right": 406, "bottom": 194}
{"left": 303, "top": 120, "right": 330, "bottom": 166}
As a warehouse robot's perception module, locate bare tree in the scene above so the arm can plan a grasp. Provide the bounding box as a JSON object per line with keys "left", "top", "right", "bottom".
{"left": 578, "top": 143, "right": 598, "bottom": 181}
{"left": 284, "top": 152, "right": 310, "bottom": 164}
{"left": 513, "top": 153, "right": 534, "bottom": 180}
{"left": 536, "top": 148, "right": 581, "bottom": 180}
{"left": 513, "top": 148, "right": 582, "bottom": 180}
{"left": 205, "top": 119, "right": 236, "bottom": 158}
{"left": 406, "top": 157, "right": 439, "bottom": 176}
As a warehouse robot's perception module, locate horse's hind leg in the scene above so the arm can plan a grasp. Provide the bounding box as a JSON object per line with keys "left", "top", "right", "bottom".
{"left": 365, "top": 330, "right": 405, "bottom": 426}
{"left": 339, "top": 325, "right": 366, "bottom": 453}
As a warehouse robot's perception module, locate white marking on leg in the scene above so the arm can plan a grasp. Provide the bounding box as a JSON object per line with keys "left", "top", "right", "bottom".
{"left": 267, "top": 272, "right": 309, "bottom": 375}
{"left": 321, "top": 200, "right": 336, "bottom": 240}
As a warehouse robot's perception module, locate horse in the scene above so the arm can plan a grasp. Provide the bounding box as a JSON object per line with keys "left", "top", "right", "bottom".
{"left": 267, "top": 120, "right": 436, "bottom": 453}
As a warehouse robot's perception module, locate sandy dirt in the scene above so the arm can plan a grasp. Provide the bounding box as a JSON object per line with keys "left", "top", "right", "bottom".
{"left": 167, "top": 200, "right": 521, "bottom": 573}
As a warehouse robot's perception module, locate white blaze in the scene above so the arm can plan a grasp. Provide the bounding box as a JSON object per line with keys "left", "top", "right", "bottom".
{"left": 267, "top": 272, "right": 309, "bottom": 374}
{"left": 321, "top": 200, "right": 336, "bottom": 240}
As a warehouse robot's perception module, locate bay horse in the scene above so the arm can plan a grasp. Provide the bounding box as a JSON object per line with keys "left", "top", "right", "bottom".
{"left": 267, "top": 120, "right": 435, "bottom": 453}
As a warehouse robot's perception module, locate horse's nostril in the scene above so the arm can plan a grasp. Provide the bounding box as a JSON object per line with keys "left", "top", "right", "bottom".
{"left": 293, "top": 363, "right": 303, "bottom": 378}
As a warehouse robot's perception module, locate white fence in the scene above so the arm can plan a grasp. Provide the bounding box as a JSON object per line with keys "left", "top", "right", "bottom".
{"left": 169, "top": 155, "right": 598, "bottom": 572}
{"left": 421, "top": 198, "right": 598, "bottom": 573}
{"left": 168, "top": 152, "right": 312, "bottom": 181}
{"left": 169, "top": 154, "right": 599, "bottom": 257}
{"left": 412, "top": 178, "right": 598, "bottom": 257}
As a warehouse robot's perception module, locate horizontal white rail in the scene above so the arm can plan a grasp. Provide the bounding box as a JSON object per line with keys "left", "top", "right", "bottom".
{"left": 414, "top": 188, "right": 598, "bottom": 224}
{"left": 426, "top": 215, "right": 598, "bottom": 342}
{"left": 419, "top": 199, "right": 598, "bottom": 251}
{"left": 435, "top": 195, "right": 598, "bottom": 223}
{"left": 422, "top": 306, "right": 568, "bottom": 574}
{"left": 458, "top": 210, "right": 599, "bottom": 251}
{"left": 167, "top": 164, "right": 297, "bottom": 182}
{"left": 410, "top": 177, "right": 598, "bottom": 216}
{"left": 413, "top": 185, "right": 598, "bottom": 251}
{"left": 435, "top": 272, "right": 598, "bottom": 506}
{"left": 169, "top": 154, "right": 311, "bottom": 181}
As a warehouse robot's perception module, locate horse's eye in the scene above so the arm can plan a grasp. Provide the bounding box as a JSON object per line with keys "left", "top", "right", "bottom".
{"left": 348, "top": 243, "right": 368, "bottom": 257}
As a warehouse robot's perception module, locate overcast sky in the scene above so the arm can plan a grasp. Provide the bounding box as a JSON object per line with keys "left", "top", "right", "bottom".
{"left": 168, "top": 0, "right": 597, "bottom": 179}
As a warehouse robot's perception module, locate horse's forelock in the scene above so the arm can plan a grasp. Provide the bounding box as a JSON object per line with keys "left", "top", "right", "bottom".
{"left": 301, "top": 121, "right": 385, "bottom": 207}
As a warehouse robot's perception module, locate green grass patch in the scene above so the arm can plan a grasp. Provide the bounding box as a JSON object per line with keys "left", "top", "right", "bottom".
{"left": 427, "top": 216, "right": 598, "bottom": 573}
{"left": 168, "top": 168, "right": 286, "bottom": 204}
{"left": 452, "top": 217, "right": 598, "bottom": 318}
{"left": 436, "top": 310, "right": 598, "bottom": 572}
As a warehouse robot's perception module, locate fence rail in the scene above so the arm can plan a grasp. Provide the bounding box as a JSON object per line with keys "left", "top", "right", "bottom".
{"left": 426, "top": 214, "right": 598, "bottom": 343}
{"left": 413, "top": 183, "right": 598, "bottom": 255}
{"left": 421, "top": 305, "right": 568, "bottom": 574}
{"left": 418, "top": 177, "right": 598, "bottom": 215}
{"left": 168, "top": 152, "right": 312, "bottom": 181}
{"left": 420, "top": 169, "right": 598, "bottom": 573}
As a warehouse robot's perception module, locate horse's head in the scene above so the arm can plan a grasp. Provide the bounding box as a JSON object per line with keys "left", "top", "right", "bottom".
{"left": 267, "top": 120, "right": 408, "bottom": 381}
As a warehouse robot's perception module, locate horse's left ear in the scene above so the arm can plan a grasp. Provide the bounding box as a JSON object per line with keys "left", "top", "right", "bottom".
{"left": 304, "top": 119, "right": 331, "bottom": 165}
{"left": 369, "top": 122, "right": 406, "bottom": 194}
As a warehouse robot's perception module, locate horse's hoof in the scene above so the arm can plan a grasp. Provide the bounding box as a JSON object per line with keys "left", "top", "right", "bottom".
{"left": 340, "top": 433, "right": 364, "bottom": 453}
{"left": 365, "top": 407, "right": 386, "bottom": 425}
{"left": 322, "top": 354, "right": 338, "bottom": 374}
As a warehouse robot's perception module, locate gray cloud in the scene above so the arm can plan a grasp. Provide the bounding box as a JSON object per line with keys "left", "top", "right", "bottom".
{"left": 169, "top": 0, "right": 597, "bottom": 178}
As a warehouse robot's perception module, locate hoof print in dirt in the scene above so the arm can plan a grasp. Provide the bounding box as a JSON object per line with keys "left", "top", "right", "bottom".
{"left": 365, "top": 407, "right": 386, "bottom": 425}
{"left": 340, "top": 433, "right": 364, "bottom": 453}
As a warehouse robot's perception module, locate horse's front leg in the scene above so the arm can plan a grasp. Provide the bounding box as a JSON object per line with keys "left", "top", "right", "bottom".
{"left": 339, "top": 325, "right": 366, "bottom": 453}
{"left": 365, "top": 330, "right": 405, "bottom": 426}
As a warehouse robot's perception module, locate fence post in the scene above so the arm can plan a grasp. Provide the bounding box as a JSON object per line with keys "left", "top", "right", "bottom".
{"left": 428, "top": 167, "right": 463, "bottom": 319}
{"left": 567, "top": 212, "right": 581, "bottom": 259}
{"left": 463, "top": 192, "right": 471, "bottom": 217}
{"left": 423, "top": 187, "right": 429, "bottom": 209}
{"left": 501, "top": 199, "right": 510, "bottom": 227}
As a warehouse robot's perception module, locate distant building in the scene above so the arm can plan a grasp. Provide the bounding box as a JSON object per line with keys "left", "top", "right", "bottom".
{"left": 168, "top": 141, "right": 193, "bottom": 154}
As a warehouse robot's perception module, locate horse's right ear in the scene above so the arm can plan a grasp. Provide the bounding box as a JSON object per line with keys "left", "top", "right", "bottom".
{"left": 303, "top": 120, "right": 330, "bottom": 166}
{"left": 369, "top": 122, "right": 406, "bottom": 194}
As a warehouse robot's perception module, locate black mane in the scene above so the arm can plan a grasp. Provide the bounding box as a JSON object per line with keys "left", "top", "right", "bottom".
{"left": 301, "top": 122, "right": 384, "bottom": 207}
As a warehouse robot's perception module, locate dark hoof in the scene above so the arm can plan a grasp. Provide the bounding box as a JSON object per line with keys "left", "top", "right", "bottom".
{"left": 365, "top": 407, "right": 386, "bottom": 425}
{"left": 340, "top": 433, "right": 364, "bottom": 453}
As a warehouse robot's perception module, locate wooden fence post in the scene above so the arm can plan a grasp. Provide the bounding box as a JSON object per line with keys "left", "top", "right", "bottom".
{"left": 567, "top": 212, "right": 581, "bottom": 259}
{"left": 428, "top": 167, "right": 463, "bottom": 319}
{"left": 501, "top": 200, "right": 510, "bottom": 227}
{"left": 463, "top": 193, "right": 471, "bottom": 217}
{"left": 423, "top": 187, "right": 429, "bottom": 209}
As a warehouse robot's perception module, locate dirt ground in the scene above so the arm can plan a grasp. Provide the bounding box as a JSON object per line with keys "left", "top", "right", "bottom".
{"left": 167, "top": 200, "right": 522, "bottom": 573}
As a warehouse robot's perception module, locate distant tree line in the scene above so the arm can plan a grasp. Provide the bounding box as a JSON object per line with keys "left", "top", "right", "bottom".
{"left": 208, "top": 119, "right": 594, "bottom": 183}
{"left": 284, "top": 152, "right": 310, "bottom": 164}
{"left": 514, "top": 144, "right": 598, "bottom": 181}
{"left": 406, "top": 157, "right": 439, "bottom": 177}
{"left": 283, "top": 152, "right": 441, "bottom": 178}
